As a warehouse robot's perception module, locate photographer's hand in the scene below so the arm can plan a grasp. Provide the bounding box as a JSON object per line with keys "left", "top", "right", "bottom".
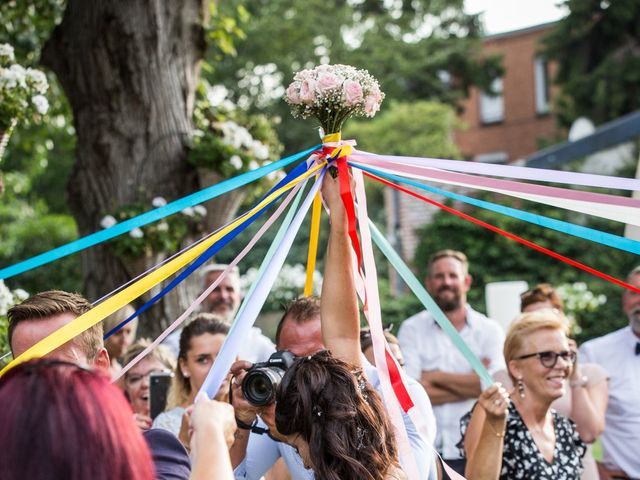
{"left": 259, "top": 403, "right": 287, "bottom": 443}
{"left": 229, "top": 360, "right": 259, "bottom": 468}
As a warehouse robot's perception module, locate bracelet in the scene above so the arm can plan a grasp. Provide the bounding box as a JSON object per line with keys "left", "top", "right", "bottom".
{"left": 487, "top": 421, "right": 506, "bottom": 438}
{"left": 570, "top": 375, "right": 588, "bottom": 388}
{"left": 235, "top": 416, "right": 270, "bottom": 436}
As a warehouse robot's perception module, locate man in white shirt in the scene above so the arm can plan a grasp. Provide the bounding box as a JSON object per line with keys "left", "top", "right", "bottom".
{"left": 398, "top": 249, "right": 505, "bottom": 475}
{"left": 163, "top": 264, "right": 275, "bottom": 363}
{"left": 580, "top": 265, "right": 640, "bottom": 479}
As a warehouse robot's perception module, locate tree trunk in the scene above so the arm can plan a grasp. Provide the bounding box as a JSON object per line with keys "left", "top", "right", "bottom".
{"left": 41, "top": 0, "right": 214, "bottom": 339}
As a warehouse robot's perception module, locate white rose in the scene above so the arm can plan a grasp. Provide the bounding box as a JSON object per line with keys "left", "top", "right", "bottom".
{"left": 181, "top": 207, "right": 195, "bottom": 217}
{"left": 249, "top": 160, "right": 259, "bottom": 171}
{"left": 26, "top": 68, "right": 48, "bottom": 94}
{"left": 32, "top": 95, "right": 49, "bottom": 115}
{"left": 193, "top": 205, "right": 207, "bottom": 217}
{"left": 0, "top": 44, "right": 15, "bottom": 63}
{"left": 9, "top": 64, "right": 27, "bottom": 87}
{"left": 129, "top": 227, "right": 144, "bottom": 239}
{"left": 157, "top": 222, "right": 169, "bottom": 232}
{"left": 100, "top": 215, "right": 117, "bottom": 229}
{"left": 229, "top": 155, "right": 243, "bottom": 170}
{"left": 13, "top": 288, "right": 29, "bottom": 301}
{"left": 151, "top": 196, "right": 167, "bottom": 207}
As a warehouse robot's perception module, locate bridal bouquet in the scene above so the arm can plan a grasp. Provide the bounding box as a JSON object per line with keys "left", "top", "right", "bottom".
{"left": 285, "top": 64, "right": 384, "bottom": 135}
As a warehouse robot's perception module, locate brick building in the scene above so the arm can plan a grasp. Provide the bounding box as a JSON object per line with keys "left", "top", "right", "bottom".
{"left": 386, "top": 23, "right": 561, "bottom": 291}
{"left": 455, "top": 22, "right": 560, "bottom": 163}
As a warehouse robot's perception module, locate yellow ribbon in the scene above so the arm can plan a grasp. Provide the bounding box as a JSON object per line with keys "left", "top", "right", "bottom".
{"left": 1, "top": 161, "right": 326, "bottom": 376}
{"left": 322, "top": 132, "right": 353, "bottom": 159}
{"left": 303, "top": 190, "right": 322, "bottom": 296}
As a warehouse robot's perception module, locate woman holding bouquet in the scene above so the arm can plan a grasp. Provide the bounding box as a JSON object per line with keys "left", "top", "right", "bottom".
{"left": 273, "top": 164, "right": 406, "bottom": 480}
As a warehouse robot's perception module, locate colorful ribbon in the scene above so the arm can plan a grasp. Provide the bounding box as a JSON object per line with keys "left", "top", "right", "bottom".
{"left": 0, "top": 162, "right": 325, "bottom": 376}
{"left": 113, "top": 182, "right": 303, "bottom": 381}
{"left": 358, "top": 156, "right": 640, "bottom": 227}
{"left": 0, "top": 146, "right": 319, "bottom": 280}
{"left": 363, "top": 170, "right": 640, "bottom": 294}
{"left": 352, "top": 150, "right": 640, "bottom": 191}
{"left": 104, "top": 157, "right": 315, "bottom": 339}
{"left": 350, "top": 162, "right": 640, "bottom": 256}
{"left": 303, "top": 190, "right": 322, "bottom": 296}
{"left": 198, "top": 171, "right": 324, "bottom": 399}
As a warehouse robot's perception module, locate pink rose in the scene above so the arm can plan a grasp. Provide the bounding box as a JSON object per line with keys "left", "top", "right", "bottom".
{"left": 286, "top": 83, "right": 301, "bottom": 104}
{"left": 299, "top": 79, "right": 317, "bottom": 105}
{"left": 343, "top": 80, "right": 363, "bottom": 106}
{"left": 364, "top": 94, "right": 380, "bottom": 116}
{"left": 316, "top": 73, "right": 340, "bottom": 94}
{"left": 369, "top": 84, "right": 382, "bottom": 102}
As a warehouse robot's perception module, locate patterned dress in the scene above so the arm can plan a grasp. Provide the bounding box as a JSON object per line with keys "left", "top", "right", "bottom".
{"left": 459, "top": 402, "right": 586, "bottom": 480}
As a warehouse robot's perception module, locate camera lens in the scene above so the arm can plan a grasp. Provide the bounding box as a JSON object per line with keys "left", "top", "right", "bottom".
{"left": 242, "top": 368, "right": 285, "bottom": 407}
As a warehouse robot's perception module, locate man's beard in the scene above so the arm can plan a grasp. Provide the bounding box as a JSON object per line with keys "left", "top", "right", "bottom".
{"left": 628, "top": 306, "right": 640, "bottom": 335}
{"left": 434, "top": 287, "right": 462, "bottom": 312}
{"left": 205, "top": 299, "right": 237, "bottom": 321}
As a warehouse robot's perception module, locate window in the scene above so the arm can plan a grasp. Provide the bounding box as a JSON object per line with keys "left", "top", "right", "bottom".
{"left": 479, "top": 77, "right": 504, "bottom": 124}
{"left": 534, "top": 57, "right": 550, "bottom": 114}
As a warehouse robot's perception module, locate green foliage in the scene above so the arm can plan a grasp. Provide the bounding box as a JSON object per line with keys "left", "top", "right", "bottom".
{"left": 414, "top": 191, "right": 636, "bottom": 344}
{"left": 346, "top": 101, "right": 461, "bottom": 158}
{"left": 207, "top": 0, "right": 501, "bottom": 154}
{"left": 189, "top": 83, "right": 283, "bottom": 178}
{"left": 0, "top": 174, "right": 80, "bottom": 294}
{"left": 542, "top": 0, "right": 640, "bottom": 126}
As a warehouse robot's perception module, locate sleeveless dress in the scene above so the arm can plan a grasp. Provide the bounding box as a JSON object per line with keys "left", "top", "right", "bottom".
{"left": 459, "top": 402, "right": 586, "bottom": 479}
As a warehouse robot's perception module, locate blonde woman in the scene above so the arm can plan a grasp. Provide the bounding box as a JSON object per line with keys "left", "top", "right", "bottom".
{"left": 461, "top": 311, "right": 586, "bottom": 479}
{"left": 122, "top": 339, "right": 176, "bottom": 430}
{"left": 493, "top": 285, "right": 608, "bottom": 480}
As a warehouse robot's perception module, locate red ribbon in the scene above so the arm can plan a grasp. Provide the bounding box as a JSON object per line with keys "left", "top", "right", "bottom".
{"left": 363, "top": 170, "right": 640, "bottom": 295}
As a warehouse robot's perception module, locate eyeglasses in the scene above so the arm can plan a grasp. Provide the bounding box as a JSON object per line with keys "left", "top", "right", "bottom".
{"left": 515, "top": 350, "right": 576, "bottom": 368}
{"left": 125, "top": 369, "right": 170, "bottom": 387}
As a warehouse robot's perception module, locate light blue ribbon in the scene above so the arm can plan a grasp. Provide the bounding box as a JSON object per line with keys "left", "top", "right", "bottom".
{"left": 0, "top": 146, "right": 320, "bottom": 279}
{"left": 368, "top": 219, "right": 493, "bottom": 386}
{"left": 351, "top": 163, "right": 640, "bottom": 256}
{"left": 199, "top": 169, "right": 325, "bottom": 399}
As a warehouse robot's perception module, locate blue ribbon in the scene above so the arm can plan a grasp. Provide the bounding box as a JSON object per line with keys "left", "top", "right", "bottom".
{"left": 0, "top": 146, "right": 319, "bottom": 279}
{"left": 104, "top": 157, "right": 313, "bottom": 339}
{"left": 351, "top": 163, "right": 640, "bottom": 256}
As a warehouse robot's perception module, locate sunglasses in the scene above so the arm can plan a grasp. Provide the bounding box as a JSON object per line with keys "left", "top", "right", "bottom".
{"left": 515, "top": 350, "right": 576, "bottom": 368}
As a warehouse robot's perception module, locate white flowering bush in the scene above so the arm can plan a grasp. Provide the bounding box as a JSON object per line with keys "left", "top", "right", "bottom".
{"left": 188, "top": 83, "right": 283, "bottom": 180}
{"left": 99, "top": 199, "right": 208, "bottom": 258}
{"left": 0, "top": 43, "right": 49, "bottom": 132}
{"left": 241, "top": 263, "right": 323, "bottom": 312}
{"left": 556, "top": 282, "right": 607, "bottom": 335}
{"left": 285, "top": 64, "right": 384, "bottom": 134}
{"left": 0, "top": 280, "right": 29, "bottom": 366}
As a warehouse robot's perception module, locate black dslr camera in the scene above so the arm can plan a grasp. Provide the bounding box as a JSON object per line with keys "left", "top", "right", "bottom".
{"left": 241, "top": 351, "right": 296, "bottom": 406}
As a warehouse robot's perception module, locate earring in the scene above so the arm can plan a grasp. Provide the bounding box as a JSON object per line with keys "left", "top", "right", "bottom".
{"left": 517, "top": 378, "right": 525, "bottom": 399}
{"left": 182, "top": 371, "right": 190, "bottom": 378}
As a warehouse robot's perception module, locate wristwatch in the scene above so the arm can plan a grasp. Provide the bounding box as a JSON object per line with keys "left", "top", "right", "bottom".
{"left": 570, "top": 375, "right": 588, "bottom": 388}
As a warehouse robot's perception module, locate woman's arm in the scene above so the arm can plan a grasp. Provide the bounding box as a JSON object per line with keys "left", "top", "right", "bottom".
{"left": 320, "top": 168, "right": 362, "bottom": 367}
{"left": 189, "top": 397, "right": 236, "bottom": 480}
{"left": 463, "top": 384, "right": 509, "bottom": 480}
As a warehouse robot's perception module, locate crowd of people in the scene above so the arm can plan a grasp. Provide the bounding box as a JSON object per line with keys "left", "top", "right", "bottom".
{"left": 0, "top": 170, "right": 639, "bottom": 480}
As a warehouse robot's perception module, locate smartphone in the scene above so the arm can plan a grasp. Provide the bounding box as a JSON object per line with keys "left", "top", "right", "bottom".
{"left": 149, "top": 372, "right": 173, "bottom": 420}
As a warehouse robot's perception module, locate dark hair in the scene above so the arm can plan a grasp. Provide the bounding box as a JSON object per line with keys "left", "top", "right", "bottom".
{"left": 520, "top": 283, "right": 564, "bottom": 312}
{"left": 0, "top": 359, "right": 154, "bottom": 480}
{"left": 167, "top": 313, "right": 229, "bottom": 408}
{"left": 275, "top": 296, "right": 321, "bottom": 346}
{"left": 7, "top": 290, "right": 102, "bottom": 360}
{"left": 275, "top": 350, "right": 399, "bottom": 480}
{"left": 359, "top": 325, "right": 397, "bottom": 354}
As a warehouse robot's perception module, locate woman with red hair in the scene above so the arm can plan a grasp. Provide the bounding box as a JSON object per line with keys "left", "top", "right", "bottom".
{"left": 0, "top": 359, "right": 155, "bottom": 480}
